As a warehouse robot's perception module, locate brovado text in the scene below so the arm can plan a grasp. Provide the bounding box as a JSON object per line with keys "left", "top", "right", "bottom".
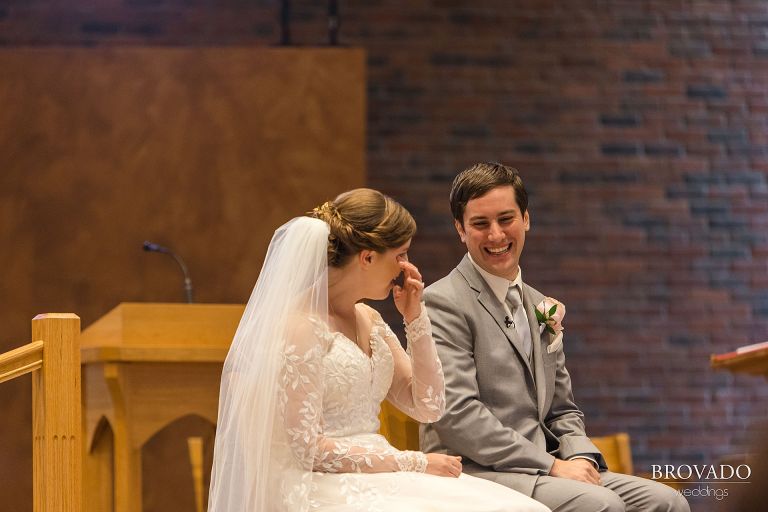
{"left": 652, "top": 464, "right": 751, "bottom": 481}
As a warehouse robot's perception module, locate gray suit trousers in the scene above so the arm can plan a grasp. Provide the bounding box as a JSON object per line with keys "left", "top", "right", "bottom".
{"left": 533, "top": 471, "right": 690, "bottom": 512}
{"left": 469, "top": 464, "right": 690, "bottom": 512}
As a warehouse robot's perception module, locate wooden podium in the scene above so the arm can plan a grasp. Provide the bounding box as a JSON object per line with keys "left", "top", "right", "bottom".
{"left": 80, "top": 303, "right": 243, "bottom": 512}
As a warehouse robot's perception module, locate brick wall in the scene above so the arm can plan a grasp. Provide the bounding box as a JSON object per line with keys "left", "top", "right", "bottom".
{"left": 2, "top": 1, "right": 768, "bottom": 510}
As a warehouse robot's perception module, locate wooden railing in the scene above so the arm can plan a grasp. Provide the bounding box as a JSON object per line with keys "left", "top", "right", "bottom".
{"left": 0, "top": 314, "right": 81, "bottom": 512}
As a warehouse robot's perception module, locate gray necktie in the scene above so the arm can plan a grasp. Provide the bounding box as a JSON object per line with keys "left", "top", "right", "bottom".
{"left": 506, "top": 285, "right": 532, "bottom": 359}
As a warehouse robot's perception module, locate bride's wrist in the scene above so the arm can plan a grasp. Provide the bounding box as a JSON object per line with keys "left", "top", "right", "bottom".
{"left": 395, "top": 450, "right": 427, "bottom": 472}
{"left": 403, "top": 302, "right": 425, "bottom": 326}
{"left": 404, "top": 303, "right": 431, "bottom": 341}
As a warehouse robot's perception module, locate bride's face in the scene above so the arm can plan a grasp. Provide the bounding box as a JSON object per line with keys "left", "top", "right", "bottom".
{"left": 363, "top": 240, "right": 411, "bottom": 300}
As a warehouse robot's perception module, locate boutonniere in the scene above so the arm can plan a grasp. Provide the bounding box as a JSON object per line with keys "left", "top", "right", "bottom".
{"left": 535, "top": 298, "right": 565, "bottom": 353}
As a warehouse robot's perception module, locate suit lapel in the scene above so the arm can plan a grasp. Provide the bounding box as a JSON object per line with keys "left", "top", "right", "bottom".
{"left": 457, "top": 256, "right": 534, "bottom": 379}
{"left": 522, "top": 283, "right": 548, "bottom": 420}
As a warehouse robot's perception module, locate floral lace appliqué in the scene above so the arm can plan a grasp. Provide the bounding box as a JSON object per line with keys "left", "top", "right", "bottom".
{"left": 394, "top": 451, "right": 428, "bottom": 473}
{"left": 404, "top": 302, "right": 432, "bottom": 340}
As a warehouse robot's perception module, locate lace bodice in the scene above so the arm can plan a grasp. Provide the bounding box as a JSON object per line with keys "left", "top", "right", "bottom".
{"left": 319, "top": 321, "right": 393, "bottom": 437}
{"left": 280, "top": 303, "right": 445, "bottom": 475}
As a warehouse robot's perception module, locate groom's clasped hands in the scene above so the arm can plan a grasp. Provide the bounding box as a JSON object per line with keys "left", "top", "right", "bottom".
{"left": 550, "top": 458, "right": 601, "bottom": 485}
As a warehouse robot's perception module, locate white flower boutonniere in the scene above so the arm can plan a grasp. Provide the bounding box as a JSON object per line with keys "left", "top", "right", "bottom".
{"left": 535, "top": 297, "right": 565, "bottom": 354}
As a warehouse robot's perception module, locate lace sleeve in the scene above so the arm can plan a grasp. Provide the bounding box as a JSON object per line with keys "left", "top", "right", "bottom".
{"left": 379, "top": 303, "right": 446, "bottom": 423}
{"left": 314, "top": 439, "right": 428, "bottom": 473}
{"left": 281, "top": 319, "right": 428, "bottom": 474}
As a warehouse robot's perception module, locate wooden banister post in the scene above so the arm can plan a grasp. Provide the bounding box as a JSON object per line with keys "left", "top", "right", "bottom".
{"left": 32, "top": 313, "right": 82, "bottom": 512}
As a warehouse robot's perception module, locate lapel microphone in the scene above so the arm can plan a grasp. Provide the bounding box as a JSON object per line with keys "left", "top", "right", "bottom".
{"left": 504, "top": 316, "right": 513, "bottom": 328}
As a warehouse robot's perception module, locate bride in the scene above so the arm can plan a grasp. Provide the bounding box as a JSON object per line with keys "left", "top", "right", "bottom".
{"left": 208, "top": 188, "right": 550, "bottom": 512}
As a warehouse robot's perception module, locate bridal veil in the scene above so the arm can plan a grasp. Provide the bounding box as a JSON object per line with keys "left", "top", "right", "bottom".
{"left": 208, "top": 216, "right": 330, "bottom": 512}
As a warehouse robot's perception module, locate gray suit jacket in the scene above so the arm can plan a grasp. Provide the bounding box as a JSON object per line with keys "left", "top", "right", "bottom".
{"left": 421, "top": 255, "right": 606, "bottom": 497}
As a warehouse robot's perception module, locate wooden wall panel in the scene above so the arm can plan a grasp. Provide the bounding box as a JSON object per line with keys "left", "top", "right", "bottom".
{"left": 0, "top": 47, "right": 365, "bottom": 511}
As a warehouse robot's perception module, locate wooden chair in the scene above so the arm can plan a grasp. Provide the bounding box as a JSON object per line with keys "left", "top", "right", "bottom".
{"left": 591, "top": 432, "right": 634, "bottom": 474}
{"left": 378, "top": 400, "right": 420, "bottom": 450}
{"left": 0, "top": 314, "right": 82, "bottom": 512}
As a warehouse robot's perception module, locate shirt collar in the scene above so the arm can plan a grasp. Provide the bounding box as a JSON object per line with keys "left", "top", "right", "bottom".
{"left": 467, "top": 253, "right": 523, "bottom": 304}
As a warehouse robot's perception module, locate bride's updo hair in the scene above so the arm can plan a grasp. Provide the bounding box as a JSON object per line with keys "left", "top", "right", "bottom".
{"left": 310, "top": 188, "right": 416, "bottom": 268}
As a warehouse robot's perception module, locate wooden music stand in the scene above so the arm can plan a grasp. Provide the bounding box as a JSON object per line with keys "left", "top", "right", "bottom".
{"left": 711, "top": 343, "right": 768, "bottom": 379}
{"left": 80, "top": 303, "right": 243, "bottom": 512}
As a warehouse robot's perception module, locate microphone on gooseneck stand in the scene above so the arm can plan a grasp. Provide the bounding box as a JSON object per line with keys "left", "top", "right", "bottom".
{"left": 142, "top": 241, "right": 194, "bottom": 303}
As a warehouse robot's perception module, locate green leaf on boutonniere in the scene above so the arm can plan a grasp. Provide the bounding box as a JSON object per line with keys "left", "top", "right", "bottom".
{"left": 548, "top": 304, "right": 557, "bottom": 316}
{"left": 546, "top": 325, "right": 556, "bottom": 335}
{"left": 535, "top": 309, "right": 546, "bottom": 323}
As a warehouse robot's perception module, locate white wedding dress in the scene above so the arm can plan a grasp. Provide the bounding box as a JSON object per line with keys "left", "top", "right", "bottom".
{"left": 281, "top": 303, "right": 550, "bottom": 512}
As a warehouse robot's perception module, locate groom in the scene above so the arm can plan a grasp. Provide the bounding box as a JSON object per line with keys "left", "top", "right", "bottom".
{"left": 421, "top": 163, "right": 689, "bottom": 511}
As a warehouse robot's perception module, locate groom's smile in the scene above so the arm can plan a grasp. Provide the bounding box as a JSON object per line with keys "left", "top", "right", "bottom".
{"left": 455, "top": 185, "right": 530, "bottom": 281}
{"left": 485, "top": 244, "right": 511, "bottom": 255}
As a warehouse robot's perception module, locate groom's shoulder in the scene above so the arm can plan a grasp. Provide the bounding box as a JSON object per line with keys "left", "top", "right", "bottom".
{"left": 523, "top": 281, "right": 546, "bottom": 303}
{"left": 425, "top": 266, "right": 469, "bottom": 303}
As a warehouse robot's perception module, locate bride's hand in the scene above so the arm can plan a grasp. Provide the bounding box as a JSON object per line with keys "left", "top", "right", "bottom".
{"left": 425, "top": 453, "right": 462, "bottom": 478}
{"left": 393, "top": 261, "right": 424, "bottom": 323}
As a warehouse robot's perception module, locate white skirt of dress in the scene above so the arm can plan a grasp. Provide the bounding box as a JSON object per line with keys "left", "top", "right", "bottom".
{"left": 310, "top": 470, "right": 550, "bottom": 512}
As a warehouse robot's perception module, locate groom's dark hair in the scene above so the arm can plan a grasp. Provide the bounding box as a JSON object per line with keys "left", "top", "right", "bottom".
{"left": 450, "top": 162, "right": 528, "bottom": 225}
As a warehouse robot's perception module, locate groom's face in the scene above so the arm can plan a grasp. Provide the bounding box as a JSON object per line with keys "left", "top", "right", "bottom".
{"left": 455, "top": 185, "right": 530, "bottom": 281}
